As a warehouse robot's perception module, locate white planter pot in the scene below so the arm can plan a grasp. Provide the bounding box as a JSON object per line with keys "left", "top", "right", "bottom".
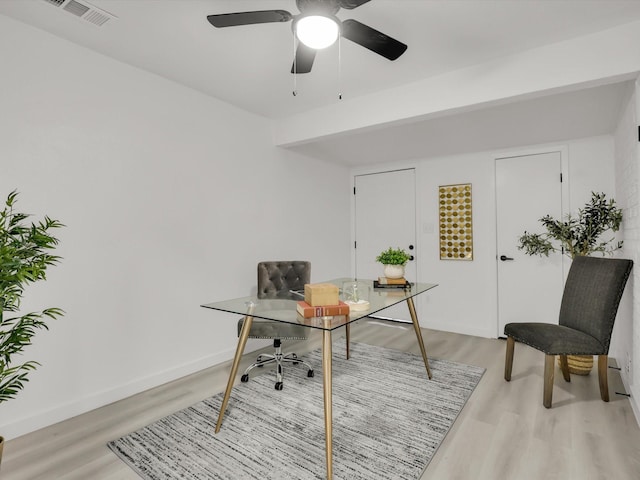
{"left": 383, "top": 264, "right": 405, "bottom": 279}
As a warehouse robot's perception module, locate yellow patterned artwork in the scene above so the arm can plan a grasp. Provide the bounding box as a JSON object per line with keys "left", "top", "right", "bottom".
{"left": 439, "top": 183, "right": 473, "bottom": 260}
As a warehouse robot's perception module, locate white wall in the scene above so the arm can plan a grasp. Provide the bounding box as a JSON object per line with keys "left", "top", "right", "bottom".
{"left": 352, "top": 136, "right": 615, "bottom": 339}
{"left": 613, "top": 78, "right": 640, "bottom": 420}
{"left": 0, "top": 16, "right": 351, "bottom": 439}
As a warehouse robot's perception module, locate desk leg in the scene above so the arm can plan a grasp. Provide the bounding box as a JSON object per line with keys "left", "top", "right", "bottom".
{"left": 406, "top": 297, "right": 432, "bottom": 380}
{"left": 322, "top": 329, "right": 333, "bottom": 480}
{"left": 215, "top": 313, "right": 254, "bottom": 433}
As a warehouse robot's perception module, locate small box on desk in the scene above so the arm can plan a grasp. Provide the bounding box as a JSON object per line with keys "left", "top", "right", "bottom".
{"left": 304, "top": 283, "right": 339, "bottom": 306}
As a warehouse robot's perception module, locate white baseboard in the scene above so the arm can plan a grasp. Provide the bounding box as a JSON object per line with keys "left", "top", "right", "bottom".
{"left": 620, "top": 371, "right": 640, "bottom": 427}
{"left": 630, "top": 388, "right": 640, "bottom": 427}
{"left": 3, "top": 347, "right": 237, "bottom": 440}
{"left": 423, "top": 320, "right": 497, "bottom": 339}
{"left": 362, "top": 316, "right": 496, "bottom": 339}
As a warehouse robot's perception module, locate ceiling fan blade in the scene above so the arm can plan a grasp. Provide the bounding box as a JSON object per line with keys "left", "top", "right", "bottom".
{"left": 291, "top": 43, "right": 316, "bottom": 74}
{"left": 207, "top": 10, "right": 292, "bottom": 28}
{"left": 341, "top": 19, "right": 407, "bottom": 61}
{"left": 338, "top": 0, "right": 372, "bottom": 9}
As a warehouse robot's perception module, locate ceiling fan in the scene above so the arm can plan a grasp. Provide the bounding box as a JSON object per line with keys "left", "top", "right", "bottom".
{"left": 207, "top": 0, "right": 407, "bottom": 74}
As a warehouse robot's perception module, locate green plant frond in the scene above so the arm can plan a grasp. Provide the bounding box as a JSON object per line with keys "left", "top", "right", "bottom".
{"left": 4, "top": 190, "right": 19, "bottom": 207}
{"left": 0, "top": 362, "right": 40, "bottom": 403}
{"left": 0, "top": 312, "right": 52, "bottom": 362}
{"left": 42, "top": 307, "right": 64, "bottom": 319}
{"left": 0, "top": 291, "right": 21, "bottom": 312}
{"left": 0, "top": 190, "right": 64, "bottom": 403}
{"left": 0, "top": 312, "right": 24, "bottom": 323}
{"left": 40, "top": 216, "right": 65, "bottom": 232}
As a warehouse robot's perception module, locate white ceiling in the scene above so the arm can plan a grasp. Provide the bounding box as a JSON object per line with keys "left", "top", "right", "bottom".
{"left": 1, "top": 0, "right": 639, "bottom": 165}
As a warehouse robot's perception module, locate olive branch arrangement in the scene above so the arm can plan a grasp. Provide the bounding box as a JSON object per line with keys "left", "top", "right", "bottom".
{"left": 518, "top": 192, "right": 622, "bottom": 259}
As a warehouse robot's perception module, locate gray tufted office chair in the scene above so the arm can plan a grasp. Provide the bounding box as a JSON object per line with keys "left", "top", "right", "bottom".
{"left": 239, "top": 261, "right": 314, "bottom": 390}
{"left": 504, "top": 255, "right": 633, "bottom": 408}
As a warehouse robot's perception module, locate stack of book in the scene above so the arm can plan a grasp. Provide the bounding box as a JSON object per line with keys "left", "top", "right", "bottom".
{"left": 374, "top": 277, "right": 410, "bottom": 288}
{"left": 297, "top": 283, "right": 350, "bottom": 318}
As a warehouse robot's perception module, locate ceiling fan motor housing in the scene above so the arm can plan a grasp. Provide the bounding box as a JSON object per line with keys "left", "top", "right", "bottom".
{"left": 296, "top": 0, "right": 340, "bottom": 16}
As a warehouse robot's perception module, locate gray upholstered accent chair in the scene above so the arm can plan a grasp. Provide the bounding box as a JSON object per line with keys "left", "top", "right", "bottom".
{"left": 504, "top": 255, "right": 633, "bottom": 408}
{"left": 239, "top": 261, "right": 314, "bottom": 390}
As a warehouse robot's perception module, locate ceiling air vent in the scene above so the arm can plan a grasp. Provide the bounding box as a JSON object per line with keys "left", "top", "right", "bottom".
{"left": 41, "top": 0, "right": 116, "bottom": 27}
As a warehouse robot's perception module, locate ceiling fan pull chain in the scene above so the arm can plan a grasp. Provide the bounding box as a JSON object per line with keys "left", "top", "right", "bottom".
{"left": 338, "top": 34, "right": 342, "bottom": 100}
{"left": 292, "top": 33, "right": 298, "bottom": 96}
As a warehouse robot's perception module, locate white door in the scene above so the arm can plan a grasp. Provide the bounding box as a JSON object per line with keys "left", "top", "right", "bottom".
{"left": 496, "top": 152, "right": 564, "bottom": 336}
{"left": 354, "top": 169, "right": 416, "bottom": 321}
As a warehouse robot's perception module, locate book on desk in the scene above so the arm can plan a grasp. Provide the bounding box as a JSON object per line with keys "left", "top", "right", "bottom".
{"left": 296, "top": 300, "right": 350, "bottom": 318}
{"left": 374, "top": 277, "right": 412, "bottom": 289}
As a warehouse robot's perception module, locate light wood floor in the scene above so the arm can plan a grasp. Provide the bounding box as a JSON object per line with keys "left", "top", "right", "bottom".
{"left": 4, "top": 319, "right": 640, "bottom": 479}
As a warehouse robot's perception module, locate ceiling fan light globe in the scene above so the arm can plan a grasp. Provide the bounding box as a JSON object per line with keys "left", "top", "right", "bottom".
{"left": 296, "top": 15, "right": 339, "bottom": 49}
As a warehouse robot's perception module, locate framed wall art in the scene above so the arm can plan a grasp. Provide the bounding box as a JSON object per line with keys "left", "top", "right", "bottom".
{"left": 439, "top": 183, "right": 473, "bottom": 260}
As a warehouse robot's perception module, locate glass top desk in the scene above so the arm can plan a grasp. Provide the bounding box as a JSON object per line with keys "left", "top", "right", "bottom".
{"left": 201, "top": 278, "right": 438, "bottom": 480}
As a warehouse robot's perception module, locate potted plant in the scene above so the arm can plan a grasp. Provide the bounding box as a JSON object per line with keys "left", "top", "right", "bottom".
{"left": 376, "top": 247, "right": 411, "bottom": 279}
{"left": 518, "top": 192, "right": 622, "bottom": 258}
{"left": 0, "top": 191, "right": 64, "bottom": 463}
{"left": 518, "top": 191, "right": 622, "bottom": 374}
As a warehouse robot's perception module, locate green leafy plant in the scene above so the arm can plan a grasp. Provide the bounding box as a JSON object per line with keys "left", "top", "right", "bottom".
{"left": 0, "top": 191, "right": 64, "bottom": 403}
{"left": 376, "top": 247, "right": 411, "bottom": 265}
{"left": 518, "top": 192, "right": 622, "bottom": 259}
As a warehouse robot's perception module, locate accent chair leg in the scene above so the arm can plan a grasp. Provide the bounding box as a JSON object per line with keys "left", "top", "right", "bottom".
{"left": 543, "top": 354, "right": 555, "bottom": 408}
{"left": 560, "top": 355, "right": 571, "bottom": 382}
{"left": 504, "top": 336, "right": 515, "bottom": 381}
{"left": 598, "top": 355, "right": 610, "bottom": 402}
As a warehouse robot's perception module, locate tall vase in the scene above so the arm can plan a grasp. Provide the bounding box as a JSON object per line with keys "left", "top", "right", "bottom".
{"left": 559, "top": 354, "right": 593, "bottom": 375}
{"left": 564, "top": 254, "right": 594, "bottom": 374}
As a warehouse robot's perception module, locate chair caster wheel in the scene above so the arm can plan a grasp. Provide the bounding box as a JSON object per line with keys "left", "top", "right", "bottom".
{"left": 307, "top": 370, "right": 314, "bottom": 378}
{"left": 275, "top": 382, "right": 283, "bottom": 390}
{"left": 256, "top": 356, "right": 263, "bottom": 366}
{"left": 241, "top": 374, "right": 249, "bottom": 383}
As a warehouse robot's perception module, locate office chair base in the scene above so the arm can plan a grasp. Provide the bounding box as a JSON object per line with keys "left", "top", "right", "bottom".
{"left": 241, "top": 350, "right": 314, "bottom": 390}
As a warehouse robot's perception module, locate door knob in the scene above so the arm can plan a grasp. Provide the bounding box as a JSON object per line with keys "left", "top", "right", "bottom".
{"left": 500, "top": 255, "right": 514, "bottom": 261}
{"left": 408, "top": 245, "right": 414, "bottom": 250}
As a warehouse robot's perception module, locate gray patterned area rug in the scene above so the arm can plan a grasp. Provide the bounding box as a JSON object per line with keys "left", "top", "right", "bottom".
{"left": 108, "top": 342, "right": 484, "bottom": 480}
